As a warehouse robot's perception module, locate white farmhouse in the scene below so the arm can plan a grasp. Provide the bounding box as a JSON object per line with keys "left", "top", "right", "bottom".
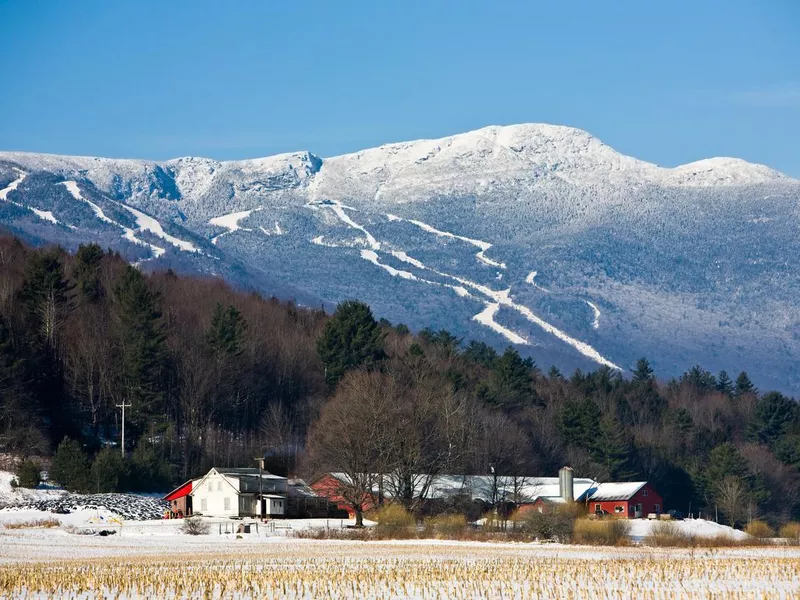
{"left": 191, "top": 467, "right": 287, "bottom": 518}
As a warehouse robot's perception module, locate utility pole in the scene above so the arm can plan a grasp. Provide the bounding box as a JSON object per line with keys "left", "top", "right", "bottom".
{"left": 255, "top": 456, "right": 264, "bottom": 519}
{"left": 117, "top": 401, "right": 131, "bottom": 457}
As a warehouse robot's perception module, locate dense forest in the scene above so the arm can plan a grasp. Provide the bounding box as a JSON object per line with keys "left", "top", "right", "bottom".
{"left": 0, "top": 235, "right": 798, "bottom": 527}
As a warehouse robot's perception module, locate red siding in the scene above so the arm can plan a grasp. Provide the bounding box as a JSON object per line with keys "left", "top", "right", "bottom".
{"left": 163, "top": 480, "right": 192, "bottom": 501}
{"left": 310, "top": 474, "right": 377, "bottom": 517}
{"left": 590, "top": 484, "right": 664, "bottom": 517}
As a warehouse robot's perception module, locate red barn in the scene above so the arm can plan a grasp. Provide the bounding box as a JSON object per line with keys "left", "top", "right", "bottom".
{"left": 586, "top": 482, "right": 663, "bottom": 518}
{"left": 310, "top": 473, "right": 378, "bottom": 517}
{"left": 162, "top": 480, "right": 193, "bottom": 518}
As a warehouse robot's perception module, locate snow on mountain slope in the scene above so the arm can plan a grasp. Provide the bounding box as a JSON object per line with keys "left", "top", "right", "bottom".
{"left": 0, "top": 124, "right": 798, "bottom": 389}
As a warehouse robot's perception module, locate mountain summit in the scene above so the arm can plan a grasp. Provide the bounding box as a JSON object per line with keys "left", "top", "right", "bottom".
{"left": 1, "top": 124, "right": 798, "bottom": 390}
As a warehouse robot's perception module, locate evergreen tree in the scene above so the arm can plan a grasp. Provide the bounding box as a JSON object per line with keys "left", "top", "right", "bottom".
{"left": 680, "top": 365, "right": 716, "bottom": 392}
{"left": 548, "top": 366, "right": 564, "bottom": 381}
{"left": 113, "top": 267, "right": 166, "bottom": 430}
{"left": 775, "top": 435, "right": 800, "bottom": 467}
{"left": 90, "top": 447, "right": 126, "bottom": 492}
{"left": 127, "top": 440, "right": 171, "bottom": 492}
{"left": 316, "top": 300, "right": 385, "bottom": 385}
{"left": 715, "top": 370, "right": 734, "bottom": 396}
{"left": 734, "top": 372, "right": 756, "bottom": 397}
{"left": 632, "top": 358, "right": 654, "bottom": 382}
{"left": 206, "top": 303, "right": 247, "bottom": 357}
{"left": 73, "top": 244, "right": 104, "bottom": 302}
{"left": 705, "top": 443, "right": 750, "bottom": 486}
{"left": 592, "top": 414, "right": 633, "bottom": 480}
{"left": 463, "top": 341, "right": 497, "bottom": 368}
{"left": 50, "top": 437, "right": 90, "bottom": 492}
{"left": 481, "top": 347, "right": 535, "bottom": 410}
{"left": 20, "top": 249, "right": 72, "bottom": 347}
{"left": 558, "top": 399, "right": 585, "bottom": 447}
{"left": 748, "top": 391, "right": 797, "bottom": 445}
{"left": 14, "top": 459, "right": 41, "bottom": 488}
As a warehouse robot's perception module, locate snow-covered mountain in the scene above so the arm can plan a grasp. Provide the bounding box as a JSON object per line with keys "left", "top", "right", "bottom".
{"left": 1, "top": 124, "right": 798, "bottom": 390}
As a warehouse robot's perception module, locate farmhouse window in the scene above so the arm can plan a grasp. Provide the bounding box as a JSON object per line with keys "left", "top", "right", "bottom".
{"left": 642, "top": 489, "right": 648, "bottom": 497}
{"left": 614, "top": 505, "right": 624, "bottom": 513}
{"left": 594, "top": 504, "right": 602, "bottom": 513}
{"left": 201, "top": 499, "right": 207, "bottom": 512}
{"left": 654, "top": 504, "right": 661, "bottom": 512}
{"left": 217, "top": 481, "right": 222, "bottom": 491}
{"left": 207, "top": 481, "right": 212, "bottom": 491}
{"left": 224, "top": 497, "right": 230, "bottom": 511}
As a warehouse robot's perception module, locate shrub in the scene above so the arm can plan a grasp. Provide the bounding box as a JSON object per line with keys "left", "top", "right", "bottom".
{"left": 374, "top": 504, "right": 416, "bottom": 539}
{"left": 14, "top": 459, "right": 42, "bottom": 489}
{"left": 180, "top": 517, "right": 210, "bottom": 536}
{"left": 645, "top": 521, "right": 694, "bottom": 547}
{"left": 513, "top": 507, "right": 576, "bottom": 542}
{"left": 573, "top": 518, "right": 630, "bottom": 546}
{"left": 423, "top": 513, "right": 467, "bottom": 538}
{"left": 744, "top": 520, "right": 774, "bottom": 539}
{"left": 90, "top": 448, "right": 126, "bottom": 493}
{"left": 50, "top": 437, "right": 90, "bottom": 492}
{"left": 778, "top": 522, "right": 800, "bottom": 542}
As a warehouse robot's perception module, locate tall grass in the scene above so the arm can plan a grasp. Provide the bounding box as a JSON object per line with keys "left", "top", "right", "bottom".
{"left": 778, "top": 522, "right": 800, "bottom": 544}
{"left": 572, "top": 518, "right": 630, "bottom": 546}
{"left": 744, "top": 520, "right": 774, "bottom": 539}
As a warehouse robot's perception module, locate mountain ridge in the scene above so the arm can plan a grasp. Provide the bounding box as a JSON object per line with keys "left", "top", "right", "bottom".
{"left": 1, "top": 123, "right": 799, "bottom": 391}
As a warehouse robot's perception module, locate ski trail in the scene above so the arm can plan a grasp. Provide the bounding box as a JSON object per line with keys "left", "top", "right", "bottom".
{"left": 123, "top": 205, "right": 199, "bottom": 253}
{"left": 30, "top": 208, "right": 58, "bottom": 224}
{"left": 391, "top": 248, "right": 621, "bottom": 369}
{"left": 209, "top": 208, "right": 262, "bottom": 244}
{"left": 312, "top": 202, "right": 620, "bottom": 368}
{"left": 585, "top": 300, "right": 601, "bottom": 330}
{"left": 0, "top": 170, "right": 26, "bottom": 201}
{"left": 61, "top": 181, "right": 115, "bottom": 224}
{"left": 525, "top": 270, "right": 550, "bottom": 292}
{"left": 316, "top": 200, "right": 380, "bottom": 250}
{"left": 389, "top": 214, "right": 506, "bottom": 269}
{"left": 473, "top": 303, "right": 529, "bottom": 345}
{"left": 61, "top": 180, "right": 166, "bottom": 261}
{"left": 360, "top": 250, "right": 418, "bottom": 280}
{"left": 2, "top": 170, "right": 63, "bottom": 225}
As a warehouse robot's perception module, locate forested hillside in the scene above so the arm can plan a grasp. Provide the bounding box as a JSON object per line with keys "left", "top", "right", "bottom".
{"left": 0, "top": 236, "right": 798, "bottom": 526}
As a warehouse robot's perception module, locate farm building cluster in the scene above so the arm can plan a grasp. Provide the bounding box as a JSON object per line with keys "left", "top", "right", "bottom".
{"left": 164, "top": 464, "right": 663, "bottom": 521}
{"left": 311, "top": 467, "right": 664, "bottom": 520}
{"left": 162, "top": 466, "right": 332, "bottom": 519}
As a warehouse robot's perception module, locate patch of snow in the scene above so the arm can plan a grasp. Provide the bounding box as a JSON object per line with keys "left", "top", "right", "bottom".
{"left": 0, "top": 170, "right": 26, "bottom": 201}
{"left": 209, "top": 208, "right": 260, "bottom": 244}
{"left": 60, "top": 181, "right": 115, "bottom": 225}
{"left": 360, "top": 250, "right": 418, "bottom": 280}
{"left": 473, "top": 303, "right": 528, "bottom": 345}
{"left": 585, "top": 300, "right": 601, "bottom": 329}
{"left": 398, "top": 215, "right": 507, "bottom": 270}
{"left": 30, "top": 208, "right": 58, "bottom": 224}
{"left": 123, "top": 205, "right": 199, "bottom": 253}
{"left": 525, "top": 270, "right": 550, "bottom": 292}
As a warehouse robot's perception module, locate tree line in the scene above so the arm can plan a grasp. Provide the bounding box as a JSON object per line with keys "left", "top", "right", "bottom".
{"left": 0, "top": 236, "right": 798, "bottom": 527}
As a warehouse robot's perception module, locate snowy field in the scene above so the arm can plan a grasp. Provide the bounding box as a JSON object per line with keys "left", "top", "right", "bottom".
{"left": 2, "top": 472, "right": 799, "bottom": 598}
{"left": 1, "top": 524, "right": 799, "bottom": 598}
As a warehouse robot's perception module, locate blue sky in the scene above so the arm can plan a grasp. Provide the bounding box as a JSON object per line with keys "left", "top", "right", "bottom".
{"left": 1, "top": 0, "right": 798, "bottom": 175}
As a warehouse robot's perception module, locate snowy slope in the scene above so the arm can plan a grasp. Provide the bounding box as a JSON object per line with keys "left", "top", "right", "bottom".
{"left": 1, "top": 123, "right": 798, "bottom": 389}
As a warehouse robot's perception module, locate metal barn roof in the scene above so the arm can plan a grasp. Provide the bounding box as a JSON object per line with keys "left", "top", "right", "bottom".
{"left": 586, "top": 482, "right": 647, "bottom": 501}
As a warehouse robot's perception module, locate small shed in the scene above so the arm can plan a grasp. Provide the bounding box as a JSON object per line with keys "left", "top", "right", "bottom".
{"left": 163, "top": 480, "right": 193, "bottom": 518}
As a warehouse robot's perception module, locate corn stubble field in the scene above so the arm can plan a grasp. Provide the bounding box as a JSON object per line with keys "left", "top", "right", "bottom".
{"left": 1, "top": 541, "right": 799, "bottom": 599}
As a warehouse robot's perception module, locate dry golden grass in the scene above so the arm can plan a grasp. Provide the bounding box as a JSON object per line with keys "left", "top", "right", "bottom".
{"left": 745, "top": 520, "right": 775, "bottom": 539}
{"left": 572, "top": 517, "right": 630, "bottom": 545}
{"left": 779, "top": 522, "right": 800, "bottom": 543}
{"left": 3, "top": 518, "right": 61, "bottom": 530}
{"left": 0, "top": 547, "right": 798, "bottom": 599}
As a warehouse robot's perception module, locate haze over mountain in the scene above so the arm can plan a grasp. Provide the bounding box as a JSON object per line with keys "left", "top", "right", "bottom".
{"left": 1, "top": 123, "right": 798, "bottom": 390}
